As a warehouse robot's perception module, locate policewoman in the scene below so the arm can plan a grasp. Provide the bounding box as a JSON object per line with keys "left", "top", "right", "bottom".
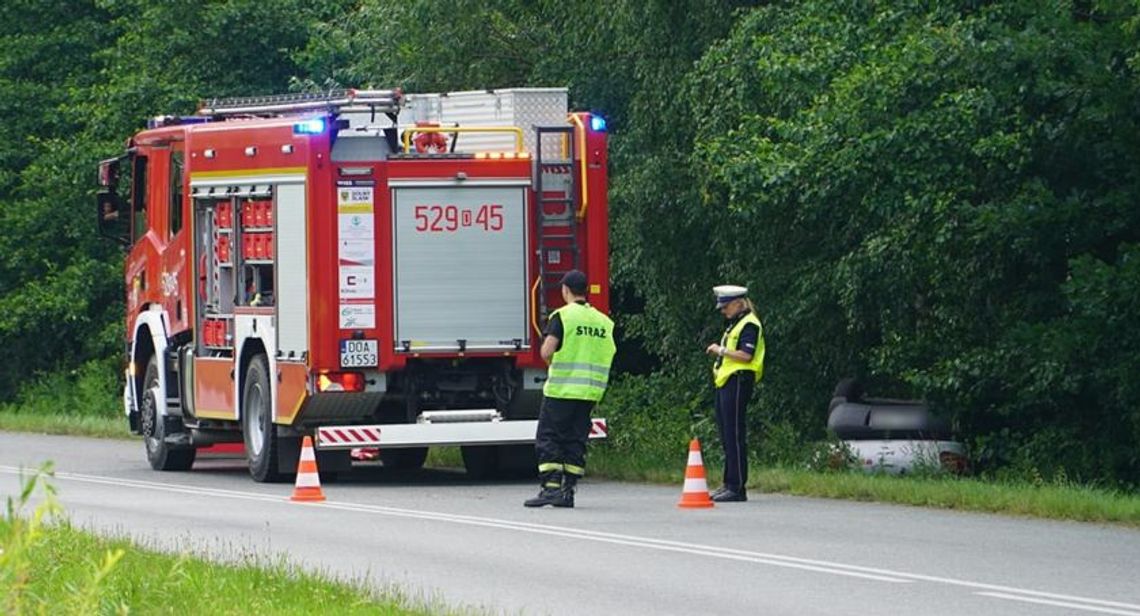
{"left": 525, "top": 270, "right": 616, "bottom": 508}
{"left": 705, "top": 285, "right": 765, "bottom": 502}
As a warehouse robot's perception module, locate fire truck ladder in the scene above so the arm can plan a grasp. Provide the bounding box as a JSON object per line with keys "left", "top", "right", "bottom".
{"left": 533, "top": 125, "right": 580, "bottom": 325}
{"left": 197, "top": 88, "right": 403, "bottom": 117}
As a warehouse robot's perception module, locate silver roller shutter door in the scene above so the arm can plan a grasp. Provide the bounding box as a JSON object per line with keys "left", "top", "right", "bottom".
{"left": 392, "top": 184, "right": 529, "bottom": 351}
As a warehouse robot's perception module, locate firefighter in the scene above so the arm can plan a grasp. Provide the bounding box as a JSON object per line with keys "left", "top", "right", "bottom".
{"left": 705, "top": 285, "right": 765, "bottom": 502}
{"left": 525, "top": 270, "right": 616, "bottom": 508}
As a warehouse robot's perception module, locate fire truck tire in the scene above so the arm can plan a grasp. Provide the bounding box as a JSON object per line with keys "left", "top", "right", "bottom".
{"left": 462, "top": 445, "right": 537, "bottom": 479}
{"left": 461, "top": 445, "right": 499, "bottom": 479}
{"left": 378, "top": 447, "right": 428, "bottom": 470}
{"left": 243, "top": 354, "right": 285, "bottom": 482}
{"left": 142, "top": 356, "right": 196, "bottom": 471}
{"left": 496, "top": 444, "right": 537, "bottom": 479}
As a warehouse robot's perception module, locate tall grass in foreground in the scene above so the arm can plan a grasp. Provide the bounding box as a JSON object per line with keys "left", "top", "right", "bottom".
{"left": 0, "top": 466, "right": 460, "bottom": 615}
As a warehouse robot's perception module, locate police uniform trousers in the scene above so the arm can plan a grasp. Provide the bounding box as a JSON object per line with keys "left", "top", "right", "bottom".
{"left": 535, "top": 396, "right": 595, "bottom": 488}
{"left": 715, "top": 371, "right": 755, "bottom": 492}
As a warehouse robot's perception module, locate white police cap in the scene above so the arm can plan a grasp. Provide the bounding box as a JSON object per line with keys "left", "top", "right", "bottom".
{"left": 713, "top": 285, "right": 748, "bottom": 308}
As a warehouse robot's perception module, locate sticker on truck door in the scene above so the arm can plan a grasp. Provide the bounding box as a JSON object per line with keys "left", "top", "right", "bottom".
{"left": 339, "top": 302, "right": 376, "bottom": 329}
{"left": 338, "top": 185, "right": 375, "bottom": 317}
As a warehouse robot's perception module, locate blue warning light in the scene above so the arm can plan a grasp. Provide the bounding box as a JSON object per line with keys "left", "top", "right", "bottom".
{"left": 293, "top": 118, "right": 326, "bottom": 135}
{"left": 590, "top": 115, "right": 607, "bottom": 132}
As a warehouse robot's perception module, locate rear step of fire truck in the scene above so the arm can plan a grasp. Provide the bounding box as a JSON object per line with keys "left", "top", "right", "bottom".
{"left": 315, "top": 411, "right": 607, "bottom": 451}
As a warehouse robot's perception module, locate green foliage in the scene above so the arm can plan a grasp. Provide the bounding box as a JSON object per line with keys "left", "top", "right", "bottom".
{"left": 597, "top": 372, "right": 712, "bottom": 460}
{"left": 0, "top": 357, "right": 121, "bottom": 418}
{"left": 0, "top": 0, "right": 333, "bottom": 402}
{"left": 666, "top": 0, "right": 1140, "bottom": 488}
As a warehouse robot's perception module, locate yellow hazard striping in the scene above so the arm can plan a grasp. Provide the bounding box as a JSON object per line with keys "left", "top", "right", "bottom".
{"left": 194, "top": 409, "right": 237, "bottom": 420}
{"left": 337, "top": 204, "right": 372, "bottom": 214}
{"left": 190, "top": 166, "right": 306, "bottom": 180}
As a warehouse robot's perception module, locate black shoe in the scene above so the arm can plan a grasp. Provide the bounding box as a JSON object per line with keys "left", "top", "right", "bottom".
{"left": 711, "top": 489, "right": 747, "bottom": 503}
{"left": 524, "top": 488, "right": 564, "bottom": 508}
{"left": 551, "top": 489, "right": 575, "bottom": 508}
{"left": 710, "top": 487, "right": 729, "bottom": 500}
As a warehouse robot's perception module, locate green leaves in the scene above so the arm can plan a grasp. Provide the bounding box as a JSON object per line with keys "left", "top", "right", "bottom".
{"left": 659, "top": 0, "right": 1140, "bottom": 486}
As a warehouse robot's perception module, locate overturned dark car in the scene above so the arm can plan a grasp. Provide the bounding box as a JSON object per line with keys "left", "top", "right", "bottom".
{"left": 827, "top": 379, "right": 967, "bottom": 474}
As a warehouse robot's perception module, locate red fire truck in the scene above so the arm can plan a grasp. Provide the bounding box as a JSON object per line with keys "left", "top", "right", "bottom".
{"left": 96, "top": 88, "right": 610, "bottom": 481}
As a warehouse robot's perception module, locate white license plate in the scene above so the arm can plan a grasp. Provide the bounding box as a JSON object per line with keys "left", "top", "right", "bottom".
{"left": 339, "top": 339, "right": 378, "bottom": 368}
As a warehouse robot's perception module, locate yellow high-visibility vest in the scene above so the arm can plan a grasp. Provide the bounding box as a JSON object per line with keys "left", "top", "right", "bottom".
{"left": 713, "top": 312, "right": 764, "bottom": 388}
{"left": 544, "top": 303, "right": 616, "bottom": 401}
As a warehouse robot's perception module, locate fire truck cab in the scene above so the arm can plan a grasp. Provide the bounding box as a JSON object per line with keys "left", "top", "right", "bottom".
{"left": 96, "top": 88, "right": 610, "bottom": 481}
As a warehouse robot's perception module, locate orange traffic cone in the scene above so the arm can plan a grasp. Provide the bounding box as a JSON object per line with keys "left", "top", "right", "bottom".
{"left": 291, "top": 435, "right": 326, "bottom": 502}
{"left": 677, "top": 438, "right": 715, "bottom": 509}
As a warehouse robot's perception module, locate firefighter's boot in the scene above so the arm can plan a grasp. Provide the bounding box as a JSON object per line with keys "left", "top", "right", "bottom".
{"left": 524, "top": 471, "right": 565, "bottom": 508}
{"left": 524, "top": 487, "right": 563, "bottom": 507}
{"left": 551, "top": 474, "right": 577, "bottom": 508}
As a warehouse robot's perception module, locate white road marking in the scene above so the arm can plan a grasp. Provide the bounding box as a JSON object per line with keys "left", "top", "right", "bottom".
{"left": 977, "top": 592, "right": 1140, "bottom": 616}
{"left": 314, "top": 499, "right": 910, "bottom": 582}
{"left": 3, "top": 464, "right": 1138, "bottom": 613}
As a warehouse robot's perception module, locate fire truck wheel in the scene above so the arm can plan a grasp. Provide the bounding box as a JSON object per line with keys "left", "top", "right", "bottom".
{"left": 461, "top": 445, "right": 499, "bottom": 479}
{"left": 142, "top": 355, "right": 196, "bottom": 471}
{"left": 378, "top": 447, "right": 428, "bottom": 470}
{"left": 496, "top": 444, "right": 537, "bottom": 479}
{"left": 243, "top": 354, "right": 284, "bottom": 482}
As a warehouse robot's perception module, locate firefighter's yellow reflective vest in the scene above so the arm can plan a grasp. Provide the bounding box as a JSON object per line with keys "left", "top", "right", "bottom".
{"left": 544, "top": 303, "right": 616, "bottom": 401}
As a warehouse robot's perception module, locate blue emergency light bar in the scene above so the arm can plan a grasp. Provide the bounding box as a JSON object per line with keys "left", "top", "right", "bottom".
{"left": 590, "top": 115, "right": 607, "bottom": 132}
{"left": 293, "top": 119, "right": 326, "bottom": 134}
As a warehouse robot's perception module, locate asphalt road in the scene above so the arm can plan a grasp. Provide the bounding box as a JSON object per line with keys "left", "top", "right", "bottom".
{"left": 2, "top": 431, "right": 1139, "bottom": 616}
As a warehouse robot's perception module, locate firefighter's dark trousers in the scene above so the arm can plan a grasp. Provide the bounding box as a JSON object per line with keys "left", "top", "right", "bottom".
{"left": 715, "top": 371, "right": 755, "bottom": 492}
{"left": 535, "top": 396, "right": 595, "bottom": 490}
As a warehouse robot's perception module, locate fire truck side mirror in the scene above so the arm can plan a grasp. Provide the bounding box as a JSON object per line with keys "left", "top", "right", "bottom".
{"left": 96, "top": 190, "right": 130, "bottom": 247}
{"left": 98, "top": 156, "right": 124, "bottom": 188}
{"left": 96, "top": 156, "right": 131, "bottom": 246}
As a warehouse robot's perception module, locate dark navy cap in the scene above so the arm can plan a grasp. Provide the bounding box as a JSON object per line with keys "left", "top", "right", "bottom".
{"left": 560, "top": 270, "right": 588, "bottom": 294}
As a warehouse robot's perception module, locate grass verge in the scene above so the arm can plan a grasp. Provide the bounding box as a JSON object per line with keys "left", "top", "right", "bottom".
{"left": 755, "top": 467, "right": 1140, "bottom": 526}
{"left": 0, "top": 410, "right": 126, "bottom": 438}
{"left": 589, "top": 446, "right": 1140, "bottom": 527}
